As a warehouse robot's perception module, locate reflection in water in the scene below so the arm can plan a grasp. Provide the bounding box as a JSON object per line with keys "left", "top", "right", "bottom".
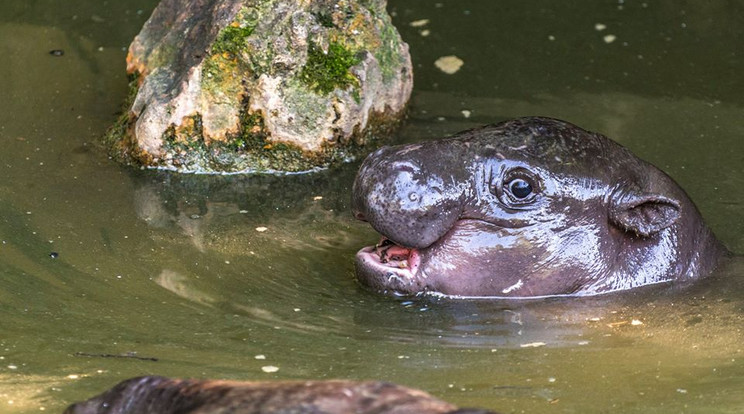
{"left": 155, "top": 269, "right": 215, "bottom": 305}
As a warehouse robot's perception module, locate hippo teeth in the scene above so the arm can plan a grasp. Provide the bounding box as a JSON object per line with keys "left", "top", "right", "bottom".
{"left": 358, "top": 237, "right": 420, "bottom": 276}
{"left": 375, "top": 238, "right": 409, "bottom": 264}
{"left": 355, "top": 239, "right": 423, "bottom": 293}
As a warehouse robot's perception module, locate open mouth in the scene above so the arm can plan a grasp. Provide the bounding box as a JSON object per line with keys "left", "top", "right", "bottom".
{"left": 355, "top": 237, "right": 421, "bottom": 284}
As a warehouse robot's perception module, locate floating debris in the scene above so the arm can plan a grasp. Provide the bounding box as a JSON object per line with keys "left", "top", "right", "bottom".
{"left": 74, "top": 351, "right": 158, "bottom": 362}
{"left": 520, "top": 342, "right": 546, "bottom": 348}
{"left": 409, "top": 19, "right": 429, "bottom": 27}
{"left": 595, "top": 23, "right": 607, "bottom": 31}
{"left": 261, "top": 365, "right": 279, "bottom": 373}
{"left": 255, "top": 227, "right": 268, "bottom": 232}
{"left": 434, "top": 55, "right": 464, "bottom": 74}
{"left": 603, "top": 34, "right": 617, "bottom": 44}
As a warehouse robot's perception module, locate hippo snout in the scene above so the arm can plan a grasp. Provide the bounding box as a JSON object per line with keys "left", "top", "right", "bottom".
{"left": 352, "top": 144, "right": 466, "bottom": 249}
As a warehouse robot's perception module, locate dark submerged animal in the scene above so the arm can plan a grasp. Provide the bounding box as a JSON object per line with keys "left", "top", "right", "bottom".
{"left": 352, "top": 117, "right": 726, "bottom": 297}
{"left": 64, "top": 376, "right": 498, "bottom": 414}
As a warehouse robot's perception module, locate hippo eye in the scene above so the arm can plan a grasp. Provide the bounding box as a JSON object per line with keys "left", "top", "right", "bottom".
{"left": 497, "top": 169, "right": 540, "bottom": 207}
{"left": 509, "top": 179, "right": 533, "bottom": 199}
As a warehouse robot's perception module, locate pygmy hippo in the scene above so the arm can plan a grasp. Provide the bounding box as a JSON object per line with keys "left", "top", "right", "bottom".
{"left": 352, "top": 117, "right": 726, "bottom": 297}
{"left": 64, "top": 376, "right": 498, "bottom": 414}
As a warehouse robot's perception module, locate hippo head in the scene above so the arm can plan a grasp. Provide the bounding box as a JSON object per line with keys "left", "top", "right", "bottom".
{"left": 352, "top": 117, "right": 724, "bottom": 298}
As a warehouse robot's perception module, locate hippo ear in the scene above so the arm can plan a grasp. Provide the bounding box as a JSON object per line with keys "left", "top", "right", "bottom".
{"left": 609, "top": 192, "right": 680, "bottom": 237}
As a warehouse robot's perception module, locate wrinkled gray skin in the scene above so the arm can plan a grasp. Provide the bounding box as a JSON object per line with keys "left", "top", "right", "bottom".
{"left": 352, "top": 117, "right": 726, "bottom": 298}
{"left": 64, "top": 376, "right": 497, "bottom": 414}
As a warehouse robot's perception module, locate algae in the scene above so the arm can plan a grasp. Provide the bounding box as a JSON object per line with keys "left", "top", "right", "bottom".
{"left": 102, "top": 73, "right": 144, "bottom": 165}
{"left": 300, "top": 41, "right": 360, "bottom": 96}
{"left": 313, "top": 12, "right": 336, "bottom": 28}
{"left": 212, "top": 23, "right": 254, "bottom": 57}
{"left": 373, "top": 20, "right": 405, "bottom": 82}
{"left": 149, "top": 104, "right": 403, "bottom": 174}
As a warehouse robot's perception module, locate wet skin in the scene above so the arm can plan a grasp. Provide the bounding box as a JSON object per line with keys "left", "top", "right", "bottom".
{"left": 64, "top": 376, "right": 498, "bottom": 414}
{"left": 352, "top": 117, "right": 726, "bottom": 298}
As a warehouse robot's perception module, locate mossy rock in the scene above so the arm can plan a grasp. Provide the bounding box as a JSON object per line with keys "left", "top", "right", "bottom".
{"left": 108, "top": 0, "right": 412, "bottom": 174}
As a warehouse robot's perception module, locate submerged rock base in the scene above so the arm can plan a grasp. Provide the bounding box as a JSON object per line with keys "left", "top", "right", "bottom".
{"left": 106, "top": 0, "right": 413, "bottom": 174}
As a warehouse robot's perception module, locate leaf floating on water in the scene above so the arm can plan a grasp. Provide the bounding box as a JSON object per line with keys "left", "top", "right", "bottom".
{"left": 520, "top": 342, "right": 546, "bottom": 348}
{"left": 409, "top": 19, "right": 430, "bottom": 27}
{"left": 434, "top": 55, "right": 464, "bottom": 74}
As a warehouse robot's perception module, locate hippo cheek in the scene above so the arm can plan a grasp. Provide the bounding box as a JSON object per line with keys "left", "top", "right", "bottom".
{"left": 416, "top": 222, "right": 558, "bottom": 297}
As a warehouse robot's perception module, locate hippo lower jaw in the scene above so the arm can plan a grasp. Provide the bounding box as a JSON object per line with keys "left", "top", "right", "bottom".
{"left": 355, "top": 238, "right": 424, "bottom": 294}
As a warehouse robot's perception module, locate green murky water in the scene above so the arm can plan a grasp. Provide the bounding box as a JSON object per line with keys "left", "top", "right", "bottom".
{"left": 1, "top": 1, "right": 743, "bottom": 413}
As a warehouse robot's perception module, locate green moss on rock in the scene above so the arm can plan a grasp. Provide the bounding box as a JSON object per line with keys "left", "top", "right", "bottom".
{"left": 212, "top": 24, "right": 254, "bottom": 57}
{"left": 102, "top": 73, "right": 146, "bottom": 165}
{"left": 300, "top": 41, "right": 360, "bottom": 95}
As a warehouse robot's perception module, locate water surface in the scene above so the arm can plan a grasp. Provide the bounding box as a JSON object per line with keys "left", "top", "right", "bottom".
{"left": 0, "top": 1, "right": 743, "bottom": 413}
